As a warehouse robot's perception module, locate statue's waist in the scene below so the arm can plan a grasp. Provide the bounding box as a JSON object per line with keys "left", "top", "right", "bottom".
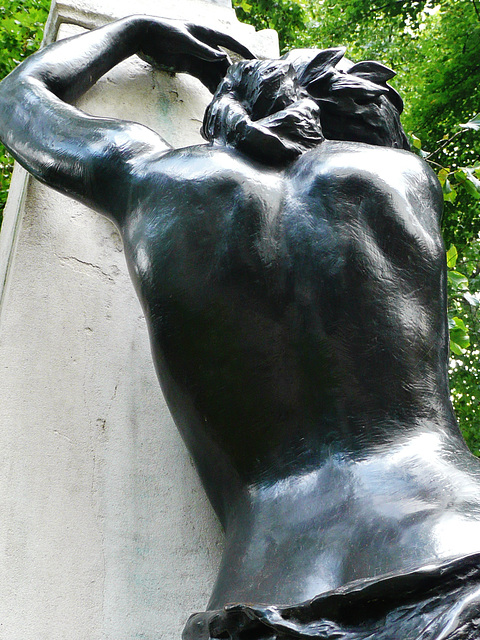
{"left": 207, "top": 449, "right": 480, "bottom": 607}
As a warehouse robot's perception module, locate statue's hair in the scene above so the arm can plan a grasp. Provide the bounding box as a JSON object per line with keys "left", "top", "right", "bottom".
{"left": 202, "top": 48, "right": 410, "bottom": 165}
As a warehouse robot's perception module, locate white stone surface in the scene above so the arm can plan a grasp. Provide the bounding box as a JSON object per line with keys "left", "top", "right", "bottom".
{"left": 0, "top": 2, "right": 279, "bottom": 639}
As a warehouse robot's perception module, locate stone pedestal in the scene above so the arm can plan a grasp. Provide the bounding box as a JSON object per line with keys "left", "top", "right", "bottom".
{"left": 0, "top": 2, "right": 278, "bottom": 638}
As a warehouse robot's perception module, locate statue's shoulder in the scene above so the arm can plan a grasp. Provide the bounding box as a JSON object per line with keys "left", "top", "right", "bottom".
{"left": 134, "top": 143, "right": 283, "bottom": 224}
{"left": 287, "top": 141, "right": 443, "bottom": 228}
{"left": 153, "top": 144, "right": 278, "bottom": 185}
{"left": 291, "top": 141, "right": 440, "bottom": 191}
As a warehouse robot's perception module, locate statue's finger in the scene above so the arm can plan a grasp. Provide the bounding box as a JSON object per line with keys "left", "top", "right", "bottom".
{"left": 187, "top": 25, "right": 256, "bottom": 60}
{"left": 180, "top": 29, "right": 229, "bottom": 61}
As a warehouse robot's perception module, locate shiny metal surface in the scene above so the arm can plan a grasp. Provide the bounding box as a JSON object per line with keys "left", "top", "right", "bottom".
{"left": 1, "top": 16, "right": 479, "bottom": 638}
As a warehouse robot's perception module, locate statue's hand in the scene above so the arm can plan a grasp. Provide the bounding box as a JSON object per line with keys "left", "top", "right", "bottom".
{"left": 204, "top": 91, "right": 324, "bottom": 165}
{"left": 139, "top": 20, "right": 255, "bottom": 93}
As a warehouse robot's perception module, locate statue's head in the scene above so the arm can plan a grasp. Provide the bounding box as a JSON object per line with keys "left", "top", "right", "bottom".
{"left": 203, "top": 47, "right": 409, "bottom": 164}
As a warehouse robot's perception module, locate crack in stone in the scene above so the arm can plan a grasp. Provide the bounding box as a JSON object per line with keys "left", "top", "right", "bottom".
{"left": 56, "top": 254, "right": 115, "bottom": 282}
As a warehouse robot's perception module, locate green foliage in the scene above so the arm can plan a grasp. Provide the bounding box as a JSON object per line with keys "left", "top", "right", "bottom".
{"left": 411, "top": 122, "right": 480, "bottom": 455}
{"left": 233, "top": 0, "right": 308, "bottom": 52}
{"left": 0, "top": 0, "right": 50, "bottom": 226}
{"left": 446, "top": 238, "right": 480, "bottom": 456}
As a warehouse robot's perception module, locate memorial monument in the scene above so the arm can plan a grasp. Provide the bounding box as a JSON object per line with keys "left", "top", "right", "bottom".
{"left": 1, "top": 1, "right": 480, "bottom": 639}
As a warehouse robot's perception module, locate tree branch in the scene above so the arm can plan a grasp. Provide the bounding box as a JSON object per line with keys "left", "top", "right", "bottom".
{"left": 472, "top": 0, "right": 480, "bottom": 22}
{"left": 425, "top": 129, "right": 464, "bottom": 161}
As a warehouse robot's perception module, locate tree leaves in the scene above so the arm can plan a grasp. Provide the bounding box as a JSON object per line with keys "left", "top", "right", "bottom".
{"left": 0, "top": 0, "right": 50, "bottom": 224}
{"left": 449, "top": 315, "right": 470, "bottom": 355}
{"left": 448, "top": 268, "right": 469, "bottom": 291}
{"left": 446, "top": 244, "right": 458, "bottom": 268}
{"left": 454, "top": 167, "right": 480, "bottom": 200}
{"left": 232, "top": 0, "right": 307, "bottom": 52}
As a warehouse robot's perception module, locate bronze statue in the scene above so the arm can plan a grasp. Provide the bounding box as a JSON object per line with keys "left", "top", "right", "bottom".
{"left": 1, "top": 15, "right": 480, "bottom": 639}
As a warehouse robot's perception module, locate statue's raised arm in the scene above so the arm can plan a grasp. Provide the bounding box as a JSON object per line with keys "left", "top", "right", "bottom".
{"left": 0, "top": 16, "right": 252, "bottom": 221}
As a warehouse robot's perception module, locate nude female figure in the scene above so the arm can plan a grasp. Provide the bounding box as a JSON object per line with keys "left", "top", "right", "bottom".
{"left": 1, "top": 15, "right": 480, "bottom": 639}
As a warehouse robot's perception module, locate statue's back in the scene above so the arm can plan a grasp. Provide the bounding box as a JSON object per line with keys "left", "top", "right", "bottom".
{"left": 121, "top": 140, "right": 455, "bottom": 505}
{"left": 117, "top": 140, "right": 480, "bottom": 610}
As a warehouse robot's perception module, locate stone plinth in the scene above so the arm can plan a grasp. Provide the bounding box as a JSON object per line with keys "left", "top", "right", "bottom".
{"left": 0, "top": 2, "right": 278, "bottom": 638}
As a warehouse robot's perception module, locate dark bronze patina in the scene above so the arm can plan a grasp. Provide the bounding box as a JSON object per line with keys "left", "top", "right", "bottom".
{"left": 1, "top": 16, "right": 480, "bottom": 639}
